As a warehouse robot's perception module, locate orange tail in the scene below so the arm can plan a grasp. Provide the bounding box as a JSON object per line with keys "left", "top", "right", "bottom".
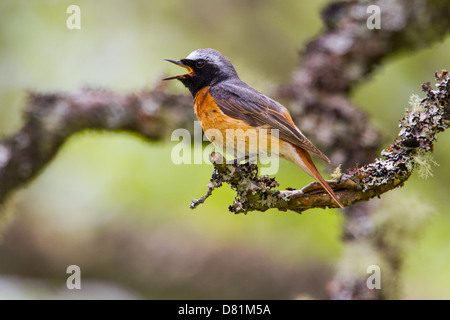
{"left": 295, "top": 147, "right": 344, "bottom": 209}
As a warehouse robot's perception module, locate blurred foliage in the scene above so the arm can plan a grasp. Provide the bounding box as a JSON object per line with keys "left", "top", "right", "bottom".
{"left": 0, "top": 0, "right": 450, "bottom": 299}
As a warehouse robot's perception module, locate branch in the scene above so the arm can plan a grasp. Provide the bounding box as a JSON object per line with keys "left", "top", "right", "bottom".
{"left": 279, "top": 0, "right": 450, "bottom": 168}
{"left": 0, "top": 85, "right": 194, "bottom": 205}
{"left": 192, "top": 71, "right": 449, "bottom": 214}
{"left": 274, "top": 0, "right": 450, "bottom": 299}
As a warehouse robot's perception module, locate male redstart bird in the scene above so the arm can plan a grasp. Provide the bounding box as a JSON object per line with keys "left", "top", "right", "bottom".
{"left": 164, "top": 48, "right": 344, "bottom": 208}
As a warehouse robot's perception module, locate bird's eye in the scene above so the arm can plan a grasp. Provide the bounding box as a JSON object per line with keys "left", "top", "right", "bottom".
{"left": 196, "top": 60, "right": 206, "bottom": 68}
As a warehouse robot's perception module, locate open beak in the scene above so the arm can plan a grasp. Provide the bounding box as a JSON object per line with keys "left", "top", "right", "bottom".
{"left": 163, "top": 59, "right": 193, "bottom": 80}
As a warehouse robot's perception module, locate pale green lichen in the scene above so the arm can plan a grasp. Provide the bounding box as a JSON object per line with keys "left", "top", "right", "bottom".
{"left": 407, "top": 94, "right": 424, "bottom": 113}
{"left": 406, "top": 150, "right": 440, "bottom": 179}
{"left": 331, "top": 164, "right": 342, "bottom": 180}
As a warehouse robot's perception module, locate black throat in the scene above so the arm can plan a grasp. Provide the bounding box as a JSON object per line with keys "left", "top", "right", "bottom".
{"left": 179, "top": 75, "right": 211, "bottom": 97}
{"left": 178, "top": 64, "right": 238, "bottom": 97}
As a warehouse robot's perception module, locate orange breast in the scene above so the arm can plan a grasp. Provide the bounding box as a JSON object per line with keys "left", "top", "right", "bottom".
{"left": 194, "top": 86, "right": 277, "bottom": 157}
{"left": 194, "top": 86, "right": 251, "bottom": 132}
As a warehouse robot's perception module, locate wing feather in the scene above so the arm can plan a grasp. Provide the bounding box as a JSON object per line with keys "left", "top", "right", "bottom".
{"left": 209, "top": 80, "right": 330, "bottom": 162}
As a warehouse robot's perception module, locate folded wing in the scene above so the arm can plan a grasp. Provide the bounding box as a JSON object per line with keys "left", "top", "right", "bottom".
{"left": 209, "top": 80, "right": 330, "bottom": 163}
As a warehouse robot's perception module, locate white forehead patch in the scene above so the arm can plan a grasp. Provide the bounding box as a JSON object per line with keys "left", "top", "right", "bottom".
{"left": 186, "top": 49, "right": 225, "bottom": 67}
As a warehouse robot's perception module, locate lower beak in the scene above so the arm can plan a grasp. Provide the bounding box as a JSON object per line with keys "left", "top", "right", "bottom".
{"left": 163, "top": 59, "right": 193, "bottom": 80}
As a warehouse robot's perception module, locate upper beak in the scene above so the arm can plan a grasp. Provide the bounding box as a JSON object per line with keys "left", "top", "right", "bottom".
{"left": 163, "top": 59, "right": 193, "bottom": 80}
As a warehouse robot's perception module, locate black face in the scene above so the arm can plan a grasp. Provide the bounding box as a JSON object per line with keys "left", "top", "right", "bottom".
{"left": 164, "top": 55, "right": 237, "bottom": 97}
{"left": 177, "top": 58, "right": 222, "bottom": 97}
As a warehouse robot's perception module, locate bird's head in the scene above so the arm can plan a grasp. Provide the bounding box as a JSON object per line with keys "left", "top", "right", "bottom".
{"left": 164, "top": 48, "right": 238, "bottom": 96}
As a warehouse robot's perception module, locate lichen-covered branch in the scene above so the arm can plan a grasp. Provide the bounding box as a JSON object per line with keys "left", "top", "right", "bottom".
{"left": 279, "top": 0, "right": 450, "bottom": 169}
{"left": 277, "top": 0, "right": 450, "bottom": 300}
{"left": 192, "top": 71, "right": 449, "bottom": 214}
{"left": 0, "top": 85, "right": 193, "bottom": 205}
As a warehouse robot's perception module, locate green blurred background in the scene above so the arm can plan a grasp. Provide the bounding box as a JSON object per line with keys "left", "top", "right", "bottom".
{"left": 0, "top": 0, "right": 449, "bottom": 299}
